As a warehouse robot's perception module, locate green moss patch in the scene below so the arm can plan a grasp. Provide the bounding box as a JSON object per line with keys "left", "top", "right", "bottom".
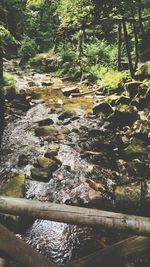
{"left": 0, "top": 171, "right": 25, "bottom": 198}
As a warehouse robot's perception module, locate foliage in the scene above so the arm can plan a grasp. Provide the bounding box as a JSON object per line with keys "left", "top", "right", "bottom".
{"left": 100, "top": 69, "right": 128, "bottom": 90}
{"left": 18, "top": 36, "right": 38, "bottom": 62}
{"left": 3, "top": 72, "right": 16, "bottom": 87}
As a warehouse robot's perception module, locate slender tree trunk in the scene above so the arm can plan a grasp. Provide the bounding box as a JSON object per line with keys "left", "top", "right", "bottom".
{"left": 0, "top": 37, "right": 3, "bottom": 85}
{"left": 133, "top": 21, "right": 139, "bottom": 72}
{"left": 0, "top": 36, "right": 5, "bottom": 140}
{"left": 1, "top": 197, "right": 150, "bottom": 236}
{"left": 122, "top": 20, "right": 134, "bottom": 78}
{"left": 138, "top": 0, "right": 145, "bottom": 37}
{"left": 117, "top": 21, "right": 122, "bottom": 71}
{"left": 0, "top": 223, "right": 57, "bottom": 267}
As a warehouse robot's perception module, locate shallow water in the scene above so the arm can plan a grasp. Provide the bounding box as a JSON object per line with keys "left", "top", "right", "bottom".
{"left": 1, "top": 62, "right": 150, "bottom": 267}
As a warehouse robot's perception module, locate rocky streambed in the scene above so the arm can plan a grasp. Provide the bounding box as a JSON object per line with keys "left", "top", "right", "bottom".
{"left": 0, "top": 60, "right": 150, "bottom": 266}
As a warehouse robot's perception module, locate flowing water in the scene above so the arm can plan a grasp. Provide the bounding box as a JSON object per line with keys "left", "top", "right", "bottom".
{"left": 0, "top": 61, "right": 150, "bottom": 266}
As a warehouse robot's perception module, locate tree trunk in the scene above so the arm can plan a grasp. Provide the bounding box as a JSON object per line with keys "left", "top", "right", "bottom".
{"left": 0, "top": 37, "right": 3, "bottom": 85}
{"left": 65, "top": 236, "right": 150, "bottom": 267}
{"left": 122, "top": 20, "right": 134, "bottom": 78}
{"left": 0, "top": 223, "right": 57, "bottom": 267}
{"left": 117, "top": 21, "right": 122, "bottom": 71}
{"left": 133, "top": 21, "right": 139, "bottom": 72}
{"left": 0, "top": 36, "right": 5, "bottom": 140}
{"left": 1, "top": 196, "right": 150, "bottom": 236}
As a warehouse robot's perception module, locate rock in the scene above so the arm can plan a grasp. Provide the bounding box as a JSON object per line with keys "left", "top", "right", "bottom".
{"left": 114, "top": 182, "right": 141, "bottom": 211}
{"left": 44, "top": 144, "right": 60, "bottom": 158}
{"left": 18, "top": 154, "right": 29, "bottom": 166}
{"left": 0, "top": 171, "right": 26, "bottom": 230}
{"left": 125, "top": 81, "right": 142, "bottom": 98}
{"left": 37, "top": 157, "right": 58, "bottom": 172}
{"left": 108, "top": 105, "right": 138, "bottom": 127}
{"left": 30, "top": 167, "right": 51, "bottom": 182}
{"left": 125, "top": 138, "right": 150, "bottom": 156}
{"left": 115, "top": 96, "right": 130, "bottom": 105}
{"left": 35, "top": 125, "right": 70, "bottom": 141}
{"left": 12, "top": 99, "right": 30, "bottom": 111}
{"left": 58, "top": 110, "right": 76, "bottom": 120}
{"left": 28, "top": 81, "right": 36, "bottom": 87}
{"left": 35, "top": 126, "right": 59, "bottom": 137}
{"left": 0, "top": 171, "right": 25, "bottom": 198}
{"left": 41, "top": 81, "right": 53, "bottom": 86}
{"left": 62, "top": 86, "right": 80, "bottom": 97}
{"left": 93, "top": 102, "right": 113, "bottom": 115}
{"left": 37, "top": 118, "right": 54, "bottom": 126}
{"left": 135, "top": 61, "right": 150, "bottom": 79}
{"left": 4, "top": 86, "right": 16, "bottom": 101}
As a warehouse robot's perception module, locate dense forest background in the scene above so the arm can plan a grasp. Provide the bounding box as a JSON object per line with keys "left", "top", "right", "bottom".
{"left": 0, "top": 0, "right": 150, "bottom": 85}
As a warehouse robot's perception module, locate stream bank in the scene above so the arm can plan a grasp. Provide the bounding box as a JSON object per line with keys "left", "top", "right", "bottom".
{"left": 0, "top": 59, "right": 150, "bottom": 266}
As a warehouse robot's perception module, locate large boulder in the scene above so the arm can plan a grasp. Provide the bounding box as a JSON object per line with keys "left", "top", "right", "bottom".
{"left": 135, "top": 61, "right": 150, "bottom": 79}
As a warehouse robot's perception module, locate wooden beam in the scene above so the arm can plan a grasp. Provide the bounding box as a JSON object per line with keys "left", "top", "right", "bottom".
{"left": 65, "top": 236, "right": 150, "bottom": 267}
{"left": 0, "top": 258, "right": 6, "bottom": 267}
{"left": 1, "top": 197, "right": 150, "bottom": 236}
{"left": 0, "top": 223, "right": 57, "bottom": 267}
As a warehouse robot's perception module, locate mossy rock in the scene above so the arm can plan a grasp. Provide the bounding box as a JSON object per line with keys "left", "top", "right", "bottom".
{"left": 0, "top": 171, "right": 25, "bottom": 198}
{"left": 0, "top": 172, "right": 26, "bottom": 231}
{"left": 125, "top": 138, "right": 150, "bottom": 156}
{"left": 114, "top": 182, "right": 142, "bottom": 211}
{"left": 135, "top": 61, "right": 150, "bottom": 79}
{"left": 35, "top": 125, "right": 59, "bottom": 137}
{"left": 37, "top": 156, "right": 58, "bottom": 172}
{"left": 30, "top": 167, "right": 51, "bottom": 182}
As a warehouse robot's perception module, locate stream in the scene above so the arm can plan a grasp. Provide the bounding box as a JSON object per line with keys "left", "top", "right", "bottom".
{"left": 0, "top": 60, "right": 150, "bottom": 267}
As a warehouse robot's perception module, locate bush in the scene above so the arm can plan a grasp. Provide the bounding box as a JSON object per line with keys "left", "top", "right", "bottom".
{"left": 3, "top": 72, "right": 16, "bottom": 87}
{"left": 19, "top": 36, "right": 38, "bottom": 65}
{"left": 57, "top": 43, "right": 76, "bottom": 63}
{"left": 83, "top": 39, "right": 118, "bottom": 67}
{"left": 99, "top": 69, "right": 128, "bottom": 90}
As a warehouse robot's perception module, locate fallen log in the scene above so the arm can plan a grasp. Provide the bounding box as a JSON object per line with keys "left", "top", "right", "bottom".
{"left": 0, "top": 258, "right": 6, "bottom": 267}
{"left": 65, "top": 236, "right": 150, "bottom": 267}
{"left": 1, "top": 196, "right": 150, "bottom": 236}
{"left": 0, "top": 223, "right": 56, "bottom": 267}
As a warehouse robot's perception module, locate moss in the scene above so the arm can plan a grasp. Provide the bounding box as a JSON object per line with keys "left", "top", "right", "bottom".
{"left": 3, "top": 72, "right": 16, "bottom": 87}
{"left": 0, "top": 171, "right": 25, "bottom": 198}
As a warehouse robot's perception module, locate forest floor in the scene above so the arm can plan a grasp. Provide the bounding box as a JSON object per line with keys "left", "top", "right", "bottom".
{"left": 0, "top": 59, "right": 150, "bottom": 266}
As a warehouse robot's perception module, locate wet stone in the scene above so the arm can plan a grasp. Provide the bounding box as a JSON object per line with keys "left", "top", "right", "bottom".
{"left": 37, "top": 156, "right": 58, "bottom": 172}
{"left": 30, "top": 167, "right": 51, "bottom": 182}
{"left": 93, "top": 102, "right": 113, "bottom": 115}
{"left": 125, "top": 81, "right": 142, "bottom": 98}
{"left": 44, "top": 143, "right": 60, "bottom": 159}
{"left": 62, "top": 86, "right": 80, "bottom": 97}
{"left": 108, "top": 105, "right": 138, "bottom": 127}
{"left": 58, "top": 110, "right": 76, "bottom": 121}
{"left": 37, "top": 118, "right": 54, "bottom": 126}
